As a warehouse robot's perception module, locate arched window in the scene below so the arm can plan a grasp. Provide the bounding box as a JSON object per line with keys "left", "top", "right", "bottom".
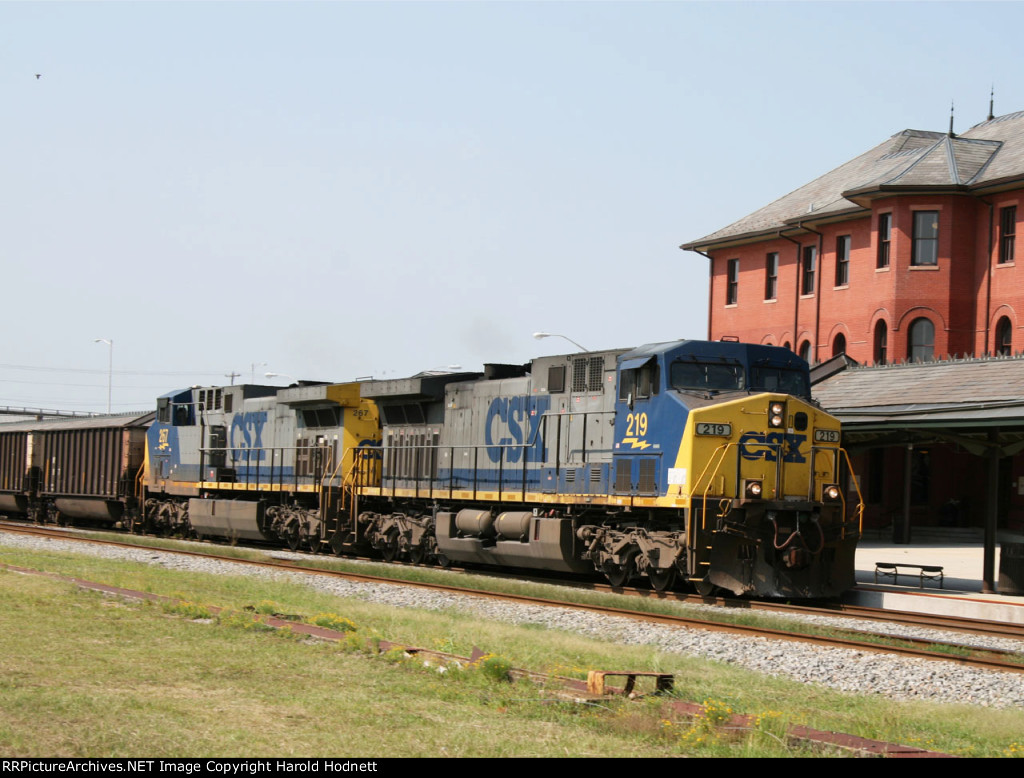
{"left": 996, "top": 317, "right": 1013, "bottom": 356}
{"left": 798, "top": 340, "right": 812, "bottom": 363}
{"left": 783, "top": 341, "right": 792, "bottom": 351}
{"left": 874, "top": 320, "right": 888, "bottom": 365}
{"left": 908, "top": 318, "right": 935, "bottom": 362}
{"left": 832, "top": 333, "right": 846, "bottom": 357}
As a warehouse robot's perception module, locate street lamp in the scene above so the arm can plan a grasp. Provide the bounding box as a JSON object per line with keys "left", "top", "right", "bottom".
{"left": 532, "top": 332, "right": 589, "bottom": 352}
{"left": 93, "top": 338, "right": 113, "bottom": 413}
{"left": 264, "top": 371, "right": 298, "bottom": 385}
{"left": 250, "top": 362, "right": 267, "bottom": 384}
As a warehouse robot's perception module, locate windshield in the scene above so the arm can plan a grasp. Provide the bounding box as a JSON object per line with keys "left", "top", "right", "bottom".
{"left": 751, "top": 367, "right": 809, "bottom": 397}
{"left": 670, "top": 361, "right": 745, "bottom": 393}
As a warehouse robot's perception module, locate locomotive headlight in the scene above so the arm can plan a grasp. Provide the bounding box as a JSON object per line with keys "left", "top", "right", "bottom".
{"left": 768, "top": 402, "right": 786, "bottom": 428}
{"left": 744, "top": 480, "right": 764, "bottom": 500}
{"left": 823, "top": 484, "right": 842, "bottom": 502}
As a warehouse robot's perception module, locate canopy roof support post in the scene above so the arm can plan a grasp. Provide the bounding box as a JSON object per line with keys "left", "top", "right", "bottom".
{"left": 983, "top": 429, "right": 1000, "bottom": 593}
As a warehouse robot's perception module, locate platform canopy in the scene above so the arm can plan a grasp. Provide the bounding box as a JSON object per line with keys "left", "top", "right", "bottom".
{"left": 812, "top": 355, "right": 1024, "bottom": 456}
{"left": 812, "top": 354, "right": 1024, "bottom": 590}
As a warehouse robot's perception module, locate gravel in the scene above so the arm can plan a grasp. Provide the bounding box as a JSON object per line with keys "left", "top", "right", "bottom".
{"left": 4, "top": 529, "right": 1024, "bottom": 709}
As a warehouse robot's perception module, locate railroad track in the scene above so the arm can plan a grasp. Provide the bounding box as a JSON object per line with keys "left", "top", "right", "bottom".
{"left": 2, "top": 520, "right": 1023, "bottom": 674}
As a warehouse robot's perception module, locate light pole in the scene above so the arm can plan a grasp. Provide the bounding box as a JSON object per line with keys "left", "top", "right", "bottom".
{"left": 93, "top": 338, "right": 113, "bottom": 413}
{"left": 264, "top": 371, "right": 298, "bottom": 385}
{"left": 532, "top": 332, "right": 589, "bottom": 352}
{"left": 250, "top": 362, "right": 267, "bottom": 384}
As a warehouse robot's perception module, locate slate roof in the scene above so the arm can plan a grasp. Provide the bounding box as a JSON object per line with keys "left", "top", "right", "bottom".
{"left": 683, "top": 111, "right": 1024, "bottom": 251}
{"left": 813, "top": 356, "right": 1024, "bottom": 430}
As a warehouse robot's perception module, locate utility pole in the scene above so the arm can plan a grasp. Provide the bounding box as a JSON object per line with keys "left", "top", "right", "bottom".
{"left": 225, "top": 371, "right": 241, "bottom": 386}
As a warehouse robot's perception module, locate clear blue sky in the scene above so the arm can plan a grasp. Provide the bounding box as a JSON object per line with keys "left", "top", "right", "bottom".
{"left": 3, "top": 1, "right": 1022, "bottom": 411}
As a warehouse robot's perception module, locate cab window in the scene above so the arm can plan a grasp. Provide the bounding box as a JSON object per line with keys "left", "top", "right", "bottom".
{"left": 670, "top": 361, "right": 745, "bottom": 392}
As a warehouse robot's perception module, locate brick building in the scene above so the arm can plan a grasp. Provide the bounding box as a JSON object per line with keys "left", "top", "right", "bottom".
{"left": 682, "top": 110, "right": 1024, "bottom": 365}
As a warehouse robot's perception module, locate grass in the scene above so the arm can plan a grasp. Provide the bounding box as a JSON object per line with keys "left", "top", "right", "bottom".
{"left": 62, "top": 529, "right": 1024, "bottom": 665}
{"left": 1, "top": 539, "right": 1023, "bottom": 757}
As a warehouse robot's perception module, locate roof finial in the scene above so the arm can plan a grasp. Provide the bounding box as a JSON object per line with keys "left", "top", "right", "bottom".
{"left": 988, "top": 84, "right": 995, "bottom": 121}
{"left": 948, "top": 100, "right": 955, "bottom": 136}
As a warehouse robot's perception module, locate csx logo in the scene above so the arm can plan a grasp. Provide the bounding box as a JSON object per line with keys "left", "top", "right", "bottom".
{"left": 485, "top": 396, "right": 549, "bottom": 463}
{"left": 738, "top": 431, "right": 807, "bottom": 463}
{"left": 230, "top": 411, "right": 268, "bottom": 462}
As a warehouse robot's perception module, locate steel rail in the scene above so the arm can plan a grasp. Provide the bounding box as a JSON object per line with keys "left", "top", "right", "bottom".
{"left": 2, "top": 522, "right": 1022, "bottom": 674}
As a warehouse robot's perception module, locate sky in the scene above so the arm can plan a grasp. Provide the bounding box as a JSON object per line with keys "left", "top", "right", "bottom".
{"left": 4, "top": 0, "right": 1024, "bottom": 413}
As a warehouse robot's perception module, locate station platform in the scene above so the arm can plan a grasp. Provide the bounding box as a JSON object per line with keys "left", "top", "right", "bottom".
{"left": 847, "top": 538, "right": 1024, "bottom": 624}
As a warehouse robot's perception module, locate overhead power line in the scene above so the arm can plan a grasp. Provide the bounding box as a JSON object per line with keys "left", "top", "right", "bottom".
{"left": 0, "top": 362, "right": 227, "bottom": 377}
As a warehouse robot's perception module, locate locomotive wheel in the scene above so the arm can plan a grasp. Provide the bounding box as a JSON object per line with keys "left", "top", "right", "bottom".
{"left": 408, "top": 546, "right": 425, "bottom": 565}
{"left": 694, "top": 579, "right": 716, "bottom": 597}
{"left": 286, "top": 526, "right": 302, "bottom": 552}
{"left": 647, "top": 567, "right": 677, "bottom": 593}
{"left": 603, "top": 550, "right": 638, "bottom": 588}
{"left": 380, "top": 532, "right": 400, "bottom": 562}
{"left": 603, "top": 563, "right": 630, "bottom": 588}
{"left": 434, "top": 552, "right": 451, "bottom": 568}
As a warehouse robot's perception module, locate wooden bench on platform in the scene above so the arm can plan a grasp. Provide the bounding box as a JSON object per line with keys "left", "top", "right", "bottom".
{"left": 874, "top": 562, "right": 944, "bottom": 589}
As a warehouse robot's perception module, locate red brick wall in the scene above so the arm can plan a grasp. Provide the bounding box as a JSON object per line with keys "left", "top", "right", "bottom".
{"left": 706, "top": 190, "right": 1024, "bottom": 363}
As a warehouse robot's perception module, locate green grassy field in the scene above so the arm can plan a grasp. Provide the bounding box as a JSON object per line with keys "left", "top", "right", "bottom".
{"left": 1, "top": 542, "right": 1022, "bottom": 757}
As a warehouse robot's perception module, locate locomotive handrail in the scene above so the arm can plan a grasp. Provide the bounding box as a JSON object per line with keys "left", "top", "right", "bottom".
{"left": 198, "top": 443, "right": 335, "bottom": 492}
{"left": 838, "top": 446, "right": 865, "bottom": 537}
{"left": 134, "top": 460, "right": 146, "bottom": 508}
{"left": 371, "top": 411, "right": 620, "bottom": 502}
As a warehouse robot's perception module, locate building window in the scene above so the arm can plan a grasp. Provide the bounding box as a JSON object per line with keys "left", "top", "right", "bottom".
{"left": 835, "top": 235, "right": 850, "bottom": 286}
{"left": 996, "top": 316, "right": 1013, "bottom": 356}
{"left": 832, "top": 333, "right": 846, "bottom": 357}
{"left": 908, "top": 318, "right": 935, "bottom": 362}
{"left": 911, "top": 211, "right": 939, "bottom": 266}
{"left": 874, "top": 320, "right": 888, "bottom": 365}
{"left": 999, "top": 206, "right": 1016, "bottom": 264}
{"left": 764, "top": 252, "right": 778, "bottom": 300}
{"left": 726, "top": 258, "right": 739, "bottom": 305}
{"left": 798, "top": 340, "right": 812, "bottom": 363}
{"left": 801, "top": 245, "right": 816, "bottom": 295}
{"left": 877, "top": 213, "right": 891, "bottom": 269}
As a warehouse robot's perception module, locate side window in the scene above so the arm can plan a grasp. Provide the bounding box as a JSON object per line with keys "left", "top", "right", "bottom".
{"left": 764, "top": 252, "right": 778, "bottom": 300}
{"left": 726, "top": 258, "right": 739, "bottom": 305}
{"left": 619, "top": 362, "right": 659, "bottom": 401}
{"left": 908, "top": 318, "right": 935, "bottom": 362}
{"left": 1000, "top": 206, "right": 1016, "bottom": 264}
{"left": 877, "top": 213, "right": 891, "bottom": 268}
{"left": 835, "top": 235, "right": 850, "bottom": 286}
{"left": 911, "top": 211, "right": 939, "bottom": 266}
{"left": 801, "top": 246, "right": 816, "bottom": 295}
{"left": 548, "top": 365, "right": 566, "bottom": 393}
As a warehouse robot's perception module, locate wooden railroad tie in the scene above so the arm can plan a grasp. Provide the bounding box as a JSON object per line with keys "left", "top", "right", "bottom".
{"left": 586, "top": 670, "right": 674, "bottom": 697}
